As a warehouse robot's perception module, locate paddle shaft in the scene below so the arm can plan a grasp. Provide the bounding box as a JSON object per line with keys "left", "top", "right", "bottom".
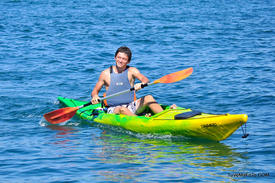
{"left": 78, "top": 83, "right": 152, "bottom": 109}
{"left": 78, "top": 66, "right": 193, "bottom": 109}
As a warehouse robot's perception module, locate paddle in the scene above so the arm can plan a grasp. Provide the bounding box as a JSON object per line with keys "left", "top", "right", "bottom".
{"left": 44, "top": 67, "right": 193, "bottom": 124}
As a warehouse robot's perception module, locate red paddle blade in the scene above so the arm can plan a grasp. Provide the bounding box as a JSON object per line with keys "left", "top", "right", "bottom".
{"left": 154, "top": 67, "right": 193, "bottom": 84}
{"left": 43, "top": 107, "right": 79, "bottom": 124}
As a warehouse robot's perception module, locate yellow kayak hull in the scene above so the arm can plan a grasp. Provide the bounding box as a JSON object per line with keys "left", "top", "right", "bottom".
{"left": 58, "top": 97, "right": 248, "bottom": 141}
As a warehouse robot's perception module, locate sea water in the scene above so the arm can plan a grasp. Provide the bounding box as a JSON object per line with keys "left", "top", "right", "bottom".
{"left": 0, "top": 0, "right": 274, "bottom": 182}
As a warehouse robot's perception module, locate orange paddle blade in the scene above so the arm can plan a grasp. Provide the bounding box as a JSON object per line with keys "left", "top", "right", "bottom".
{"left": 154, "top": 67, "right": 193, "bottom": 84}
{"left": 43, "top": 107, "right": 79, "bottom": 124}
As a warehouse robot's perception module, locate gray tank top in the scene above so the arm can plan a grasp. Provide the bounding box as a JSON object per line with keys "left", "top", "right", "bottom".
{"left": 106, "top": 66, "right": 135, "bottom": 106}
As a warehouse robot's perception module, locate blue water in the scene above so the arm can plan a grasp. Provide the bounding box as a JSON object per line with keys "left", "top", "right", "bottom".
{"left": 0, "top": 0, "right": 274, "bottom": 182}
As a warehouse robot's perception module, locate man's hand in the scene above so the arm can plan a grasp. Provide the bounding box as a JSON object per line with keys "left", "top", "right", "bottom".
{"left": 134, "top": 83, "right": 144, "bottom": 91}
{"left": 91, "top": 95, "right": 100, "bottom": 104}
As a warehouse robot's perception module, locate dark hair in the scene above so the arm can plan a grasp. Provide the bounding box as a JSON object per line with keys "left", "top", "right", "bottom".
{"left": 115, "top": 46, "right": 132, "bottom": 62}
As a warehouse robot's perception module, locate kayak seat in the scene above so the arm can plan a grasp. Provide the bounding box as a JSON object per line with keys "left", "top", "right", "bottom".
{"left": 174, "top": 110, "right": 202, "bottom": 120}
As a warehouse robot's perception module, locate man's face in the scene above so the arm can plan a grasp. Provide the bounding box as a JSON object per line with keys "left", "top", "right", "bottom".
{"left": 115, "top": 52, "right": 129, "bottom": 68}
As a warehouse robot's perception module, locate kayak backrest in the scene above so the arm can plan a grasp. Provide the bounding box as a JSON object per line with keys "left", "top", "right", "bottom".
{"left": 174, "top": 110, "right": 202, "bottom": 120}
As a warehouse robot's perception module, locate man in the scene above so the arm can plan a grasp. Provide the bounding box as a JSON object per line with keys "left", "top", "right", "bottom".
{"left": 91, "top": 46, "right": 175, "bottom": 116}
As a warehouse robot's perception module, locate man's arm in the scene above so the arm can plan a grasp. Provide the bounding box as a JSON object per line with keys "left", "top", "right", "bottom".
{"left": 131, "top": 67, "right": 149, "bottom": 83}
{"left": 130, "top": 67, "right": 149, "bottom": 91}
{"left": 91, "top": 70, "right": 107, "bottom": 104}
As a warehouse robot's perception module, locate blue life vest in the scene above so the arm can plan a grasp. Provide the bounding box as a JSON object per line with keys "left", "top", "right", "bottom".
{"left": 105, "top": 66, "right": 135, "bottom": 106}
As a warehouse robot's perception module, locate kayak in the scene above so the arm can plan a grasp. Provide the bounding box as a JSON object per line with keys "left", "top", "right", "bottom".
{"left": 57, "top": 97, "right": 248, "bottom": 141}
